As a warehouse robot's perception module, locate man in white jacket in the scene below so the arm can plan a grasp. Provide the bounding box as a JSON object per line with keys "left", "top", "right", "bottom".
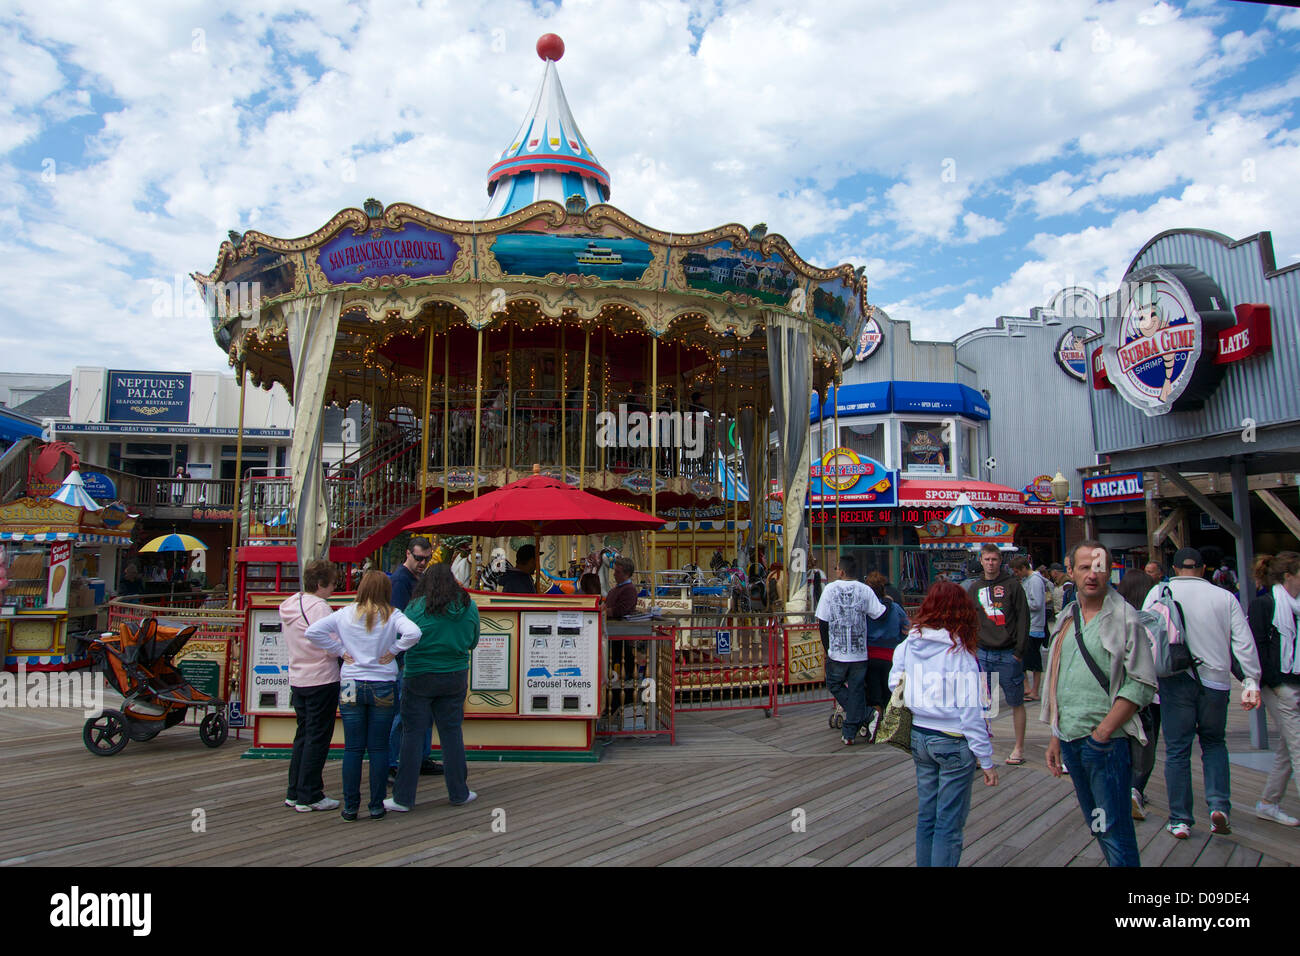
{"left": 1142, "top": 547, "right": 1262, "bottom": 839}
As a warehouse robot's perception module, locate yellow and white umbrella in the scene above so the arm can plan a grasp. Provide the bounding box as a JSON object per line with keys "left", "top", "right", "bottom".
{"left": 138, "top": 532, "right": 208, "bottom": 553}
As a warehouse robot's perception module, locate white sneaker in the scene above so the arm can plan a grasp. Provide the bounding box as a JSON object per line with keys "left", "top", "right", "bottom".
{"left": 382, "top": 797, "right": 411, "bottom": 813}
{"left": 284, "top": 798, "right": 298, "bottom": 808}
{"left": 451, "top": 791, "right": 477, "bottom": 806}
{"left": 295, "top": 796, "right": 340, "bottom": 812}
{"left": 1255, "top": 802, "right": 1300, "bottom": 827}
{"left": 1166, "top": 822, "right": 1190, "bottom": 839}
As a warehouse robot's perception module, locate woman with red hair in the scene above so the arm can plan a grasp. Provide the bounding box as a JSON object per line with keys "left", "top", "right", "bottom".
{"left": 888, "top": 580, "right": 999, "bottom": 866}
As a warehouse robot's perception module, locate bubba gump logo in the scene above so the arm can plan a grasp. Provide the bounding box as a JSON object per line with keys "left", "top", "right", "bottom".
{"left": 1102, "top": 269, "right": 1208, "bottom": 415}
{"left": 855, "top": 311, "right": 884, "bottom": 361}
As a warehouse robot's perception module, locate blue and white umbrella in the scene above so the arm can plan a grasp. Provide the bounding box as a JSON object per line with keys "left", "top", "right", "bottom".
{"left": 943, "top": 492, "right": 982, "bottom": 526}
{"left": 47, "top": 469, "right": 102, "bottom": 512}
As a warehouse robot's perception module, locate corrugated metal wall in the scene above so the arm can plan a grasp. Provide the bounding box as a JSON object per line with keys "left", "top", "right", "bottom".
{"left": 1090, "top": 231, "right": 1300, "bottom": 454}
{"left": 957, "top": 321, "right": 1099, "bottom": 500}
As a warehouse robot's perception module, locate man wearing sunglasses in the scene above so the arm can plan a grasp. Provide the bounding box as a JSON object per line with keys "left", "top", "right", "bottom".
{"left": 388, "top": 537, "right": 442, "bottom": 777}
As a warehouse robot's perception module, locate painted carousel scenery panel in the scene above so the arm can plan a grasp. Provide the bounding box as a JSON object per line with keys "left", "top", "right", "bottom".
{"left": 217, "top": 246, "right": 297, "bottom": 303}
{"left": 813, "top": 276, "right": 858, "bottom": 332}
{"left": 680, "top": 242, "right": 799, "bottom": 306}
{"left": 316, "top": 223, "right": 460, "bottom": 284}
{"left": 490, "top": 232, "right": 653, "bottom": 281}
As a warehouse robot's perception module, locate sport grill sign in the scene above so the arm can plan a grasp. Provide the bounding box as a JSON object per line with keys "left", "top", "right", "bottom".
{"left": 1099, "top": 266, "right": 1235, "bottom": 416}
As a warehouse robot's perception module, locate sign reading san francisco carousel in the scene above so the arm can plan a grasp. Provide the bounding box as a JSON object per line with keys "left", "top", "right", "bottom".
{"left": 1100, "top": 266, "right": 1234, "bottom": 417}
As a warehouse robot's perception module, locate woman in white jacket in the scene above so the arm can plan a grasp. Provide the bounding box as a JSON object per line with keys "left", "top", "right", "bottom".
{"left": 305, "top": 570, "right": 421, "bottom": 820}
{"left": 889, "top": 580, "right": 998, "bottom": 867}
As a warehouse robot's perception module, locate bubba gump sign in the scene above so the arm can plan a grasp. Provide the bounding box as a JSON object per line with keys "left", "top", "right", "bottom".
{"left": 1098, "top": 265, "right": 1272, "bottom": 416}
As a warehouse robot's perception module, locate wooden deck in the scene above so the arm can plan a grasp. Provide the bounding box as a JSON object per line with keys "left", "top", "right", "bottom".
{"left": 1, "top": 693, "right": 1297, "bottom": 867}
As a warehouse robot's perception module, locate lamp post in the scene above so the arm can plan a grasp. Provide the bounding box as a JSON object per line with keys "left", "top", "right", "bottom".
{"left": 1051, "top": 471, "right": 1070, "bottom": 564}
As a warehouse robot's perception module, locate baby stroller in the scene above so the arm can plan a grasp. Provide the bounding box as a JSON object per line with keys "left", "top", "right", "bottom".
{"left": 81, "top": 616, "right": 228, "bottom": 756}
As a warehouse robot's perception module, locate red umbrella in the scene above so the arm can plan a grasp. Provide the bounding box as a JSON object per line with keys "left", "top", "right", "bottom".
{"left": 404, "top": 472, "right": 668, "bottom": 537}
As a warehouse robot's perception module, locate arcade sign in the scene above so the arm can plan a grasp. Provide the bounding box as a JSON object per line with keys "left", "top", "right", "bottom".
{"left": 809, "top": 448, "right": 897, "bottom": 506}
{"left": 1054, "top": 326, "right": 1091, "bottom": 381}
{"left": 1099, "top": 266, "right": 1271, "bottom": 415}
{"left": 1083, "top": 471, "right": 1144, "bottom": 505}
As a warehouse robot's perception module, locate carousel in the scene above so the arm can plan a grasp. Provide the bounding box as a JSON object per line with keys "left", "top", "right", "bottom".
{"left": 193, "top": 35, "right": 866, "bottom": 753}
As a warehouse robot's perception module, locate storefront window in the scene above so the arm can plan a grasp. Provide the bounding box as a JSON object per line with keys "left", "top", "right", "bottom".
{"left": 899, "top": 420, "right": 953, "bottom": 476}
{"left": 839, "top": 419, "right": 885, "bottom": 464}
{"left": 960, "top": 425, "right": 977, "bottom": 478}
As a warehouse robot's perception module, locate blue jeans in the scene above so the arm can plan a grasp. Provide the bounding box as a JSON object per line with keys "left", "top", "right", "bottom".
{"left": 389, "top": 665, "right": 435, "bottom": 770}
{"left": 911, "top": 726, "right": 977, "bottom": 867}
{"left": 1060, "top": 735, "right": 1140, "bottom": 867}
{"left": 338, "top": 679, "right": 396, "bottom": 815}
{"left": 393, "top": 670, "right": 471, "bottom": 806}
{"left": 1159, "top": 672, "right": 1231, "bottom": 826}
{"left": 825, "top": 659, "right": 868, "bottom": 739}
{"left": 977, "top": 647, "right": 1024, "bottom": 707}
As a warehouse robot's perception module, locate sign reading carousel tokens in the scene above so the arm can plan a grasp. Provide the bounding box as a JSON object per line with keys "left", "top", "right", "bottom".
{"left": 1100, "top": 265, "right": 1235, "bottom": 417}
{"left": 317, "top": 223, "right": 460, "bottom": 284}
{"left": 106, "top": 371, "right": 191, "bottom": 424}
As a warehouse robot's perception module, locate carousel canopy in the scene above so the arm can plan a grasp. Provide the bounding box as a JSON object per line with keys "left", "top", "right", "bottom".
{"left": 485, "top": 34, "right": 610, "bottom": 218}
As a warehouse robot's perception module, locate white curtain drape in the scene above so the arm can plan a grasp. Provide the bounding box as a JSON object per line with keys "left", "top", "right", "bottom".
{"left": 766, "top": 310, "right": 812, "bottom": 614}
{"left": 285, "top": 292, "right": 343, "bottom": 571}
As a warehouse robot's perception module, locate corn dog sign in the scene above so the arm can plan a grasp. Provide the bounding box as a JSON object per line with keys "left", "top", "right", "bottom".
{"left": 46, "top": 541, "right": 71, "bottom": 610}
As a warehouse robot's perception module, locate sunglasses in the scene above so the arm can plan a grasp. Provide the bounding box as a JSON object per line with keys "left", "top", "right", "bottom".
{"left": 412, "top": 553, "right": 432, "bottom": 564}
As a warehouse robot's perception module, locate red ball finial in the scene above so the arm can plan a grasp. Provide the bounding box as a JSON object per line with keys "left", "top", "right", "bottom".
{"left": 536, "top": 33, "right": 565, "bottom": 62}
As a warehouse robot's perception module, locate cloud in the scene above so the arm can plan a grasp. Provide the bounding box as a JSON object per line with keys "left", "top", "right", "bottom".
{"left": 0, "top": 0, "right": 1293, "bottom": 376}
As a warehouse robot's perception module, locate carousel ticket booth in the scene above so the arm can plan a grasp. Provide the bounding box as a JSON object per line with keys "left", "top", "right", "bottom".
{"left": 243, "top": 590, "right": 605, "bottom": 759}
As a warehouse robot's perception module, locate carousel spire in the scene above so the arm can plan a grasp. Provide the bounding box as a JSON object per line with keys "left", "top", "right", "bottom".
{"left": 485, "top": 34, "right": 611, "bottom": 218}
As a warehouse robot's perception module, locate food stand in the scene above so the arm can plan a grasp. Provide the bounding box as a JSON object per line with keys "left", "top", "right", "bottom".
{"left": 0, "top": 497, "right": 136, "bottom": 671}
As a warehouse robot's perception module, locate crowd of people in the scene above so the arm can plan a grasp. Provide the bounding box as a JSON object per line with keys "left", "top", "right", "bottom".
{"left": 816, "top": 541, "right": 1300, "bottom": 867}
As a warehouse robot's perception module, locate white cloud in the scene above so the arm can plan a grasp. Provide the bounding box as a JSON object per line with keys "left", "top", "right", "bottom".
{"left": 0, "top": 0, "right": 1293, "bottom": 374}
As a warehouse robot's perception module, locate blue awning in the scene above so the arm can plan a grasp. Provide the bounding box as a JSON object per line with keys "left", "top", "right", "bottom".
{"left": 892, "top": 381, "right": 966, "bottom": 414}
{"left": 820, "top": 382, "right": 892, "bottom": 420}
{"left": 960, "top": 384, "right": 990, "bottom": 421}
{"left": 0, "top": 409, "right": 43, "bottom": 444}
{"left": 812, "top": 380, "right": 990, "bottom": 423}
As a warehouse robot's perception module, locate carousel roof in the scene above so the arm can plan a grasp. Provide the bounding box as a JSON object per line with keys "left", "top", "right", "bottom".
{"left": 485, "top": 34, "right": 610, "bottom": 218}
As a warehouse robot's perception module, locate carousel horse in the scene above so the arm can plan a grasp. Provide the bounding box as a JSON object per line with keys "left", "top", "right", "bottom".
{"left": 477, "top": 547, "right": 511, "bottom": 591}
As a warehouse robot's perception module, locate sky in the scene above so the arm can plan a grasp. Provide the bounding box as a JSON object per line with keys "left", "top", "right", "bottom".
{"left": 1, "top": 0, "right": 1298, "bottom": 375}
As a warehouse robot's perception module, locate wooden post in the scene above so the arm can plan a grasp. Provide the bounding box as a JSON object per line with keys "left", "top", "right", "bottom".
{"left": 473, "top": 327, "right": 484, "bottom": 498}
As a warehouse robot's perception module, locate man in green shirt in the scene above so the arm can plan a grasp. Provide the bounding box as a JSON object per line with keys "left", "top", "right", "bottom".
{"left": 1043, "top": 540, "right": 1157, "bottom": 867}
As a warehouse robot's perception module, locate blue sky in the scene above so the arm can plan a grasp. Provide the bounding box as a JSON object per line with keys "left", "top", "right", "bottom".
{"left": 1, "top": 0, "right": 1298, "bottom": 373}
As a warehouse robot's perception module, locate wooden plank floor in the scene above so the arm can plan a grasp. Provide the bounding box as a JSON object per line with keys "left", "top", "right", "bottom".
{"left": 1, "top": 693, "right": 1298, "bottom": 867}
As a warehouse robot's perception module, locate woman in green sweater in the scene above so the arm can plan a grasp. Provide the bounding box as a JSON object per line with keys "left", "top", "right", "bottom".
{"left": 384, "top": 563, "right": 480, "bottom": 811}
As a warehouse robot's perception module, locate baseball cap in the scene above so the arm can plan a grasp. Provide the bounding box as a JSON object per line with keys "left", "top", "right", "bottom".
{"left": 1049, "top": 562, "right": 1065, "bottom": 573}
{"left": 1172, "top": 547, "right": 1203, "bottom": 569}
{"left": 516, "top": 544, "right": 536, "bottom": 563}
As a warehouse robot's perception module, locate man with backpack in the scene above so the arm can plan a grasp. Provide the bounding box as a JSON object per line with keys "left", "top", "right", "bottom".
{"left": 1142, "top": 547, "right": 1261, "bottom": 839}
{"left": 1043, "top": 540, "right": 1156, "bottom": 866}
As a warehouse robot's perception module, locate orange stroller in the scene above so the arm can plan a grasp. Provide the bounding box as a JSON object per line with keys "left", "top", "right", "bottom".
{"left": 81, "top": 617, "right": 228, "bottom": 756}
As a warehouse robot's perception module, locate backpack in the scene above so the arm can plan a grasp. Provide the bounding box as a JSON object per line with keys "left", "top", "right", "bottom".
{"left": 1139, "top": 584, "right": 1198, "bottom": 679}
